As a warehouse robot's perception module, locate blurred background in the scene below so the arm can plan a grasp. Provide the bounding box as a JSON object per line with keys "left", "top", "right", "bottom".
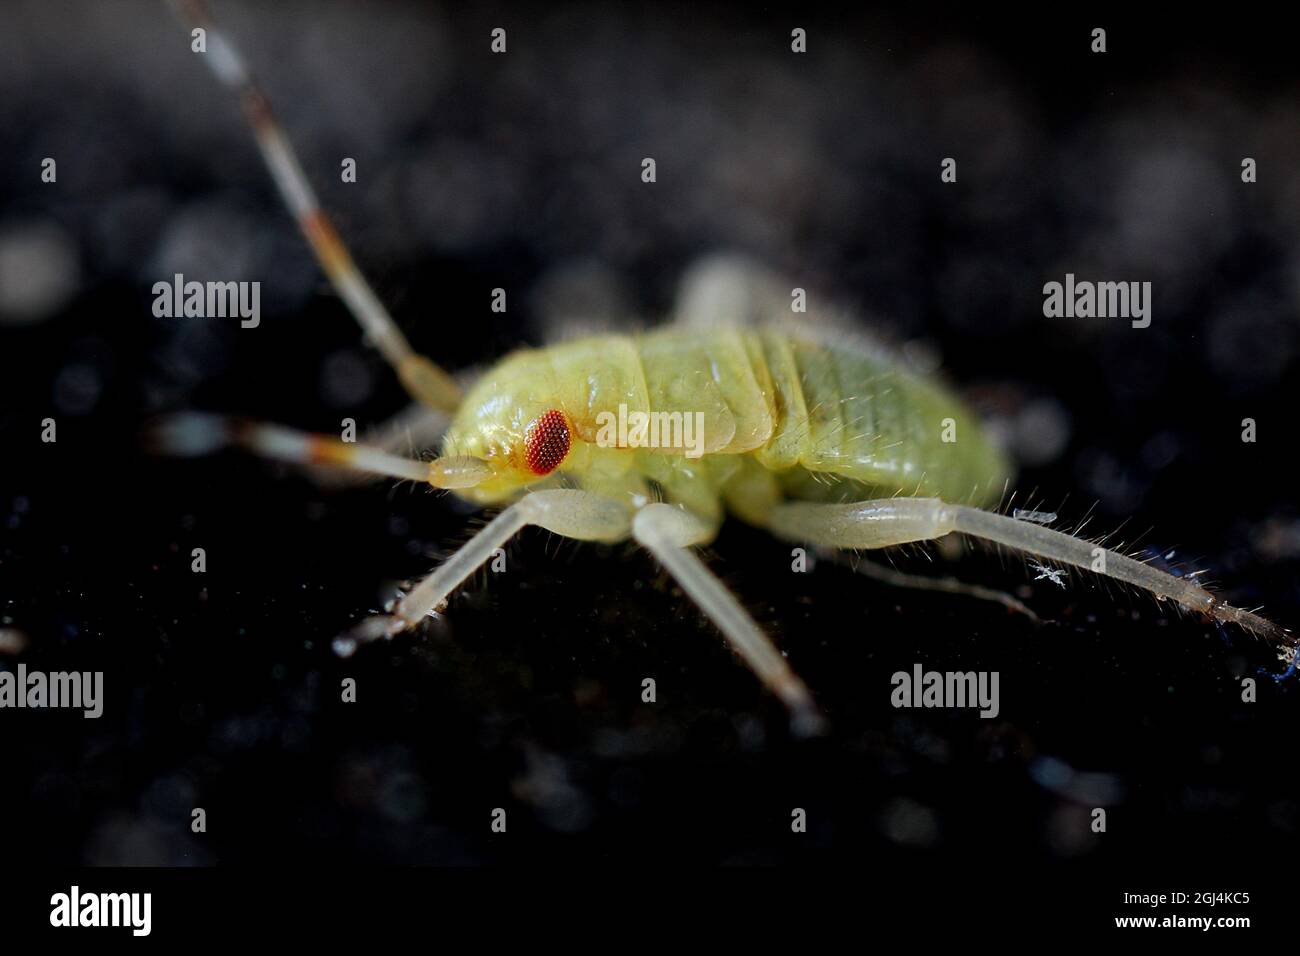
{"left": 1, "top": 0, "right": 1297, "bottom": 890}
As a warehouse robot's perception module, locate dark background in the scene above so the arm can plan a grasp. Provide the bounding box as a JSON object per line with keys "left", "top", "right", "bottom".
{"left": 1, "top": 0, "right": 1297, "bottom": 919}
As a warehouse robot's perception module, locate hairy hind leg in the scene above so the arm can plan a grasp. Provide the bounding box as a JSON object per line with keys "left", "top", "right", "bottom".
{"left": 770, "top": 497, "right": 1293, "bottom": 648}
{"left": 633, "top": 503, "right": 825, "bottom": 735}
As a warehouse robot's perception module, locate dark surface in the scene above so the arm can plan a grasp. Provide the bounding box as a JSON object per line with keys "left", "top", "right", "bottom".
{"left": 1, "top": 0, "right": 1298, "bottom": 909}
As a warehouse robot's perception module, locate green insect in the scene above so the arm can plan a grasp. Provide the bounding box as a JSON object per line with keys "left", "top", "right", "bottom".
{"left": 157, "top": 1, "right": 1293, "bottom": 733}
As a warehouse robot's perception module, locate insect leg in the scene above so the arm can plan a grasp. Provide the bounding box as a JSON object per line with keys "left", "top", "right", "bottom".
{"left": 770, "top": 498, "right": 1293, "bottom": 647}
{"left": 672, "top": 255, "right": 783, "bottom": 329}
{"left": 818, "top": 548, "right": 1040, "bottom": 621}
{"left": 170, "top": 0, "right": 461, "bottom": 412}
{"left": 670, "top": 255, "right": 864, "bottom": 346}
{"left": 335, "top": 490, "right": 631, "bottom": 655}
{"left": 947, "top": 505, "right": 1291, "bottom": 644}
{"left": 632, "top": 503, "right": 826, "bottom": 735}
{"left": 147, "top": 413, "right": 487, "bottom": 488}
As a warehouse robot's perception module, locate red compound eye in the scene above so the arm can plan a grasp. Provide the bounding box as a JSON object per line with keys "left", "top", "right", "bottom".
{"left": 524, "top": 409, "right": 571, "bottom": 475}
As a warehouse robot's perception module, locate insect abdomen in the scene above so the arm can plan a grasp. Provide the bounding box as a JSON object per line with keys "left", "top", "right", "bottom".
{"left": 623, "top": 326, "right": 1009, "bottom": 504}
{"left": 758, "top": 330, "right": 1011, "bottom": 504}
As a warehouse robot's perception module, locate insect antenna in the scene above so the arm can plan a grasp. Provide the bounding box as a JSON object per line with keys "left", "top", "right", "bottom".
{"left": 145, "top": 413, "right": 489, "bottom": 489}
{"left": 169, "top": 0, "right": 462, "bottom": 412}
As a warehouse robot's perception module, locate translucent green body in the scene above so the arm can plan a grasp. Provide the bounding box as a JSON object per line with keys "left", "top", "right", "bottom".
{"left": 442, "top": 326, "right": 1012, "bottom": 524}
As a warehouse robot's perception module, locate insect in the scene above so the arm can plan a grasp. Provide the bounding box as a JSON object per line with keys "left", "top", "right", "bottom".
{"left": 156, "top": 1, "right": 1294, "bottom": 734}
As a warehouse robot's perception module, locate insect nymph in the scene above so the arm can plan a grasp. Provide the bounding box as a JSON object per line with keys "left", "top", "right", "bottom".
{"left": 159, "top": 2, "right": 1294, "bottom": 733}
